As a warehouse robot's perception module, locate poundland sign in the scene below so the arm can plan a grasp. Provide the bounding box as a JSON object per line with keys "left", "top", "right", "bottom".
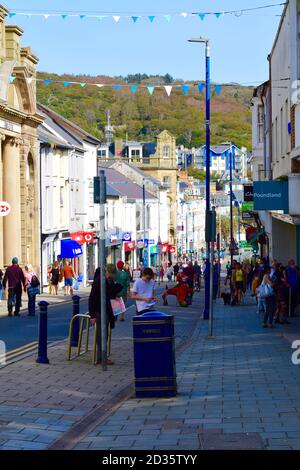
{"left": 253, "top": 181, "right": 289, "bottom": 213}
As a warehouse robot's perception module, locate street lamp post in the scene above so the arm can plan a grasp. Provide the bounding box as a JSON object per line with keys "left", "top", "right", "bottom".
{"left": 229, "top": 147, "right": 234, "bottom": 267}
{"left": 189, "top": 37, "right": 211, "bottom": 320}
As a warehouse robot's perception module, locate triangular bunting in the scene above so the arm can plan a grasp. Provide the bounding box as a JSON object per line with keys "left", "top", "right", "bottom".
{"left": 80, "top": 83, "right": 86, "bottom": 87}
{"left": 113, "top": 16, "right": 121, "bottom": 23}
{"left": 43, "top": 14, "right": 50, "bottom": 20}
{"left": 182, "top": 84, "right": 189, "bottom": 96}
{"left": 114, "top": 85, "right": 122, "bottom": 91}
{"left": 63, "top": 81, "right": 71, "bottom": 87}
{"left": 148, "top": 16, "right": 155, "bottom": 23}
{"left": 147, "top": 86, "right": 155, "bottom": 95}
{"left": 44, "top": 79, "right": 52, "bottom": 85}
{"left": 198, "top": 83, "right": 205, "bottom": 94}
{"left": 215, "top": 13, "right": 222, "bottom": 18}
{"left": 8, "top": 12, "right": 16, "bottom": 18}
{"left": 26, "top": 77, "right": 34, "bottom": 85}
{"left": 61, "top": 15, "right": 68, "bottom": 20}
{"left": 9, "top": 76, "right": 16, "bottom": 83}
{"left": 164, "top": 86, "right": 172, "bottom": 97}
{"left": 80, "top": 15, "right": 86, "bottom": 20}
{"left": 181, "top": 12, "right": 188, "bottom": 18}
{"left": 214, "top": 84, "right": 222, "bottom": 95}
{"left": 130, "top": 85, "right": 138, "bottom": 93}
{"left": 95, "top": 84, "right": 104, "bottom": 88}
{"left": 96, "top": 16, "right": 104, "bottom": 21}
{"left": 131, "top": 16, "right": 139, "bottom": 23}
{"left": 198, "top": 14, "right": 206, "bottom": 21}
{"left": 164, "top": 15, "right": 172, "bottom": 23}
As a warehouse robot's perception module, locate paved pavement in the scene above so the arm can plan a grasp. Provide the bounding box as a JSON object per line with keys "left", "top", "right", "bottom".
{"left": 0, "top": 285, "right": 200, "bottom": 450}
{"left": 74, "top": 293, "right": 300, "bottom": 451}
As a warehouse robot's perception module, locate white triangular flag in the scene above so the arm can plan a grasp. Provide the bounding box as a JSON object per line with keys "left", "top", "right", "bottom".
{"left": 44, "top": 14, "right": 50, "bottom": 19}
{"left": 26, "top": 77, "right": 34, "bottom": 85}
{"left": 113, "top": 16, "right": 121, "bottom": 23}
{"left": 164, "top": 86, "right": 173, "bottom": 96}
{"left": 96, "top": 84, "right": 104, "bottom": 88}
{"left": 181, "top": 12, "right": 188, "bottom": 18}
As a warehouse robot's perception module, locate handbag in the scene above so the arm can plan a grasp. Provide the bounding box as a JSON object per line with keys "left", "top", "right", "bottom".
{"left": 27, "top": 285, "right": 40, "bottom": 297}
{"left": 110, "top": 297, "right": 126, "bottom": 316}
{"left": 258, "top": 283, "right": 274, "bottom": 299}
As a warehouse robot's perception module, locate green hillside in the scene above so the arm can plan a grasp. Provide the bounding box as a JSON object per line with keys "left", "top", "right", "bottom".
{"left": 36, "top": 72, "right": 253, "bottom": 150}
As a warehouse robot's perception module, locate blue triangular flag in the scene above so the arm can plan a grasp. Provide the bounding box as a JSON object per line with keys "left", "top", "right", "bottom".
{"left": 215, "top": 13, "right": 222, "bottom": 18}
{"left": 63, "top": 81, "right": 70, "bottom": 87}
{"left": 132, "top": 16, "right": 139, "bottom": 23}
{"left": 80, "top": 15, "right": 86, "bottom": 20}
{"left": 182, "top": 84, "right": 189, "bottom": 96}
{"left": 114, "top": 85, "right": 122, "bottom": 91}
{"left": 130, "top": 85, "right": 138, "bottom": 93}
{"left": 164, "top": 15, "right": 172, "bottom": 23}
{"left": 9, "top": 76, "right": 16, "bottom": 83}
{"left": 8, "top": 12, "right": 16, "bottom": 18}
{"left": 61, "top": 15, "right": 68, "bottom": 20}
{"left": 148, "top": 16, "right": 155, "bottom": 23}
{"left": 214, "top": 84, "right": 222, "bottom": 95}
{"left": 198, "top": 83, "right": 205, "bottom": 94}
{"left": 198, "top": 14, "right": 206, "bottom": 21}
{"left": 44, "top": 79, "right": 52, "bottom": 86}
{"left": 147, "top": 86, "right": 155, "bottom": 95}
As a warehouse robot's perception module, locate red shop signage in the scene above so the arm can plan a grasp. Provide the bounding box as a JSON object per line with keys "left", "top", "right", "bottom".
{"left": 124, "top": 241, "right": 136, "bottom": 252}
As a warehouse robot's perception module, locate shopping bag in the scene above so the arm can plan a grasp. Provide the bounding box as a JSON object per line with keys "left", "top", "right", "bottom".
{"left": 110, "top": 297, "right": 126, "bottom": 317}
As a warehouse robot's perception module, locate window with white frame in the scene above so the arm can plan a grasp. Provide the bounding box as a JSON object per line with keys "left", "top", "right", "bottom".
{"left": 163, "top": 145, "right": 170, "bottom": 159}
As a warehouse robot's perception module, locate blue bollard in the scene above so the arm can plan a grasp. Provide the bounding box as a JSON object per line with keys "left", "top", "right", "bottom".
{"left": 36, "top": 301, "right": 49, "bottom": 364}
{"left": 71, "top": 295, "right": 81, "bottom": 347}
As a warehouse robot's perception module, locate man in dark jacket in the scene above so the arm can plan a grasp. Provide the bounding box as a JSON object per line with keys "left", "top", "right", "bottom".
{"left": 3, "top": 257, "right": 25, "bottom": 317}
{"left": 89, "top": 264, "right": 122, "bottom": 365}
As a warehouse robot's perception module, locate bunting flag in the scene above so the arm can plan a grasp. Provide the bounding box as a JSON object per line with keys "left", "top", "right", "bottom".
{"left": 164, "top": 86, "right": 173, "bottom": 97}
{"left": 7, "top": 73, "right": 230, "bottom": 97}
{"left": 182, "top": 84, "right": 189, "bottom": 96}
{"left": 198, "top": 83, "right": 205, "bottom": 94}
{"left": 214, "top": 84, "right": 222, "bottom": 95}
{"left": 147, "top": 86, "right": 155, "bottom": 95}
{"left": 6, "top": 4, "right": 284, "bottom": 23}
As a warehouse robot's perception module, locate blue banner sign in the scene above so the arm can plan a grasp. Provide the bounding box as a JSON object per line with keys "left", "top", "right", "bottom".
{"left": 253, "top": 181, "right": 289, "bottom": 213}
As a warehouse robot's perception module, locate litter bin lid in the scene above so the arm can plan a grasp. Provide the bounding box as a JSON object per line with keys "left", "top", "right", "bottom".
{"left": 133, "top": 311, "right": 173, "bottom": 321}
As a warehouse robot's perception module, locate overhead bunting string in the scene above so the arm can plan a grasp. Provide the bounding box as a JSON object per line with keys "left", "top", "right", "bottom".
{"left": 7, "top": 3, "right": 286, "bottom": 22}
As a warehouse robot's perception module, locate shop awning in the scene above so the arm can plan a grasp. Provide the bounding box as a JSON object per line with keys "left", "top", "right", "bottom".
{"left": 58, "top": 239, "right": 83, "bottom": 259}
{"left": 43, "top": 233, "right": 58, "bottom": 244}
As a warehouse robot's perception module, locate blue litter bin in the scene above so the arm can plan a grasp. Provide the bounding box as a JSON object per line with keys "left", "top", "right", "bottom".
{"left": 132, "top": 311, "right": 177, "bottom": 398}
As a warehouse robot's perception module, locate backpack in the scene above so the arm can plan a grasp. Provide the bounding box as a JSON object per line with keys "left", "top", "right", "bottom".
{"left": 31, "top": 275, "right": 40, "bottom": 288}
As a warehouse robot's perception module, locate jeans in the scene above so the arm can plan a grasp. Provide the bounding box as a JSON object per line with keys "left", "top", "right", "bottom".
{"left": 264, "top": 296, "right": 276, "bottom": 325}
{"left": 8, "top": 286, "right": 22, "bottom": 315}
{"left": 0, "top": 286, "right": 2, "bottom": 301}
{"left": 27, "top": 291, "right": 36, "bottom": 315}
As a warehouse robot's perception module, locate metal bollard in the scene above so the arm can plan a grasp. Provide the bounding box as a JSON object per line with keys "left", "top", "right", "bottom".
{"left": 36, "top": 301, "right": 49, "bottom": 364}
{"left": 71, "top": 295, "right": 81, "bottom": 347}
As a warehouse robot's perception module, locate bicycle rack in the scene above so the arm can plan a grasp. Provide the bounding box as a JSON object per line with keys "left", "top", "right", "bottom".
{"left": 67, "top": 314, "right": 111, "bottom": 365}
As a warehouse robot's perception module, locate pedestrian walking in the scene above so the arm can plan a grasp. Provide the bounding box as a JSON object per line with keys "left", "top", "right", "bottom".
{"left": 275, "top": 265, "right": 290, "bottom": 325}
{"left": 3, "top": 257, "right": 25, "bottom": 317}
{"left": 166, "top": 263, "right": 174, "bottom": 283}
{"left": 286, "top": 259, "right": 299, "bottom": 317}
{"left": 159, "top": 265, "right": 164, "bottom": 283}
{"left": 24, "top": 265, "right": 40, "bottom": 316}
{"left": 257, "top": 269, "right": 276, "bottom": 328}
{"left": 49, "top": 261, "right": 60, "bottom": 295}
{"left": 130, "top": 267, "right": 157, "bottom": 315}
{"left": 61, "top": 260, "right": 76, "bottom": 296}
{"left": 89, "top": 264, "right": 123, "bottom": 365}
{"left": 116, "top": 260, "right": 130, "bottom": 322}
{"left": 193, "top": 261, "right": 201, "bottom": 291}
{"left": 232, "top": 262, "right": 245, "bottom": 305}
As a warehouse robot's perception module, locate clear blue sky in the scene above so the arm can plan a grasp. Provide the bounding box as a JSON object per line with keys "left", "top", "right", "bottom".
{"left": 6, "top": 0, "right": 284, "bottom": 84}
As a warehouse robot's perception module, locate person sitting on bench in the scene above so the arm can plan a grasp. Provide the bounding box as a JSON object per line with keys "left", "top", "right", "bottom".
{"left": 162, "top": 274, "right": 194, "bottom": 307}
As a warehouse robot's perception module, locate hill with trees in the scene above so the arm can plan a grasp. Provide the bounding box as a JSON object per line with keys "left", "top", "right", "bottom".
{"left": 36, "top": 72, "right": 253, "bottom": 149}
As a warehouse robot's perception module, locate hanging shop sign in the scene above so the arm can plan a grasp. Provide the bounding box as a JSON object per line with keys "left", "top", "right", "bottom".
{"left": 253, "top": 181, "right": 289, "bottom": 213}
{"left": 244, "top": 184, "right": 253, "bottom": 202}
{"left": 0, "top": 201, "right": 11, "bottom": 217}
{"left": 122, "top": 232, "right": 132, "bottom": 242}
{"left": 124, "top": 241, "right": 136, "bottom": 252}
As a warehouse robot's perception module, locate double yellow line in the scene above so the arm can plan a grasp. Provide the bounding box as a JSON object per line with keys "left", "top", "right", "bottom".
{"left": 0, "top": 341, "right": 39, "bottom": 365}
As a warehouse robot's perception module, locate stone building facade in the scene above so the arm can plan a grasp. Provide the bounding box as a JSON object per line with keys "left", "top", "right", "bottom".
{"left": 0, "top": 5, "right": 43, "bottom": 270}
